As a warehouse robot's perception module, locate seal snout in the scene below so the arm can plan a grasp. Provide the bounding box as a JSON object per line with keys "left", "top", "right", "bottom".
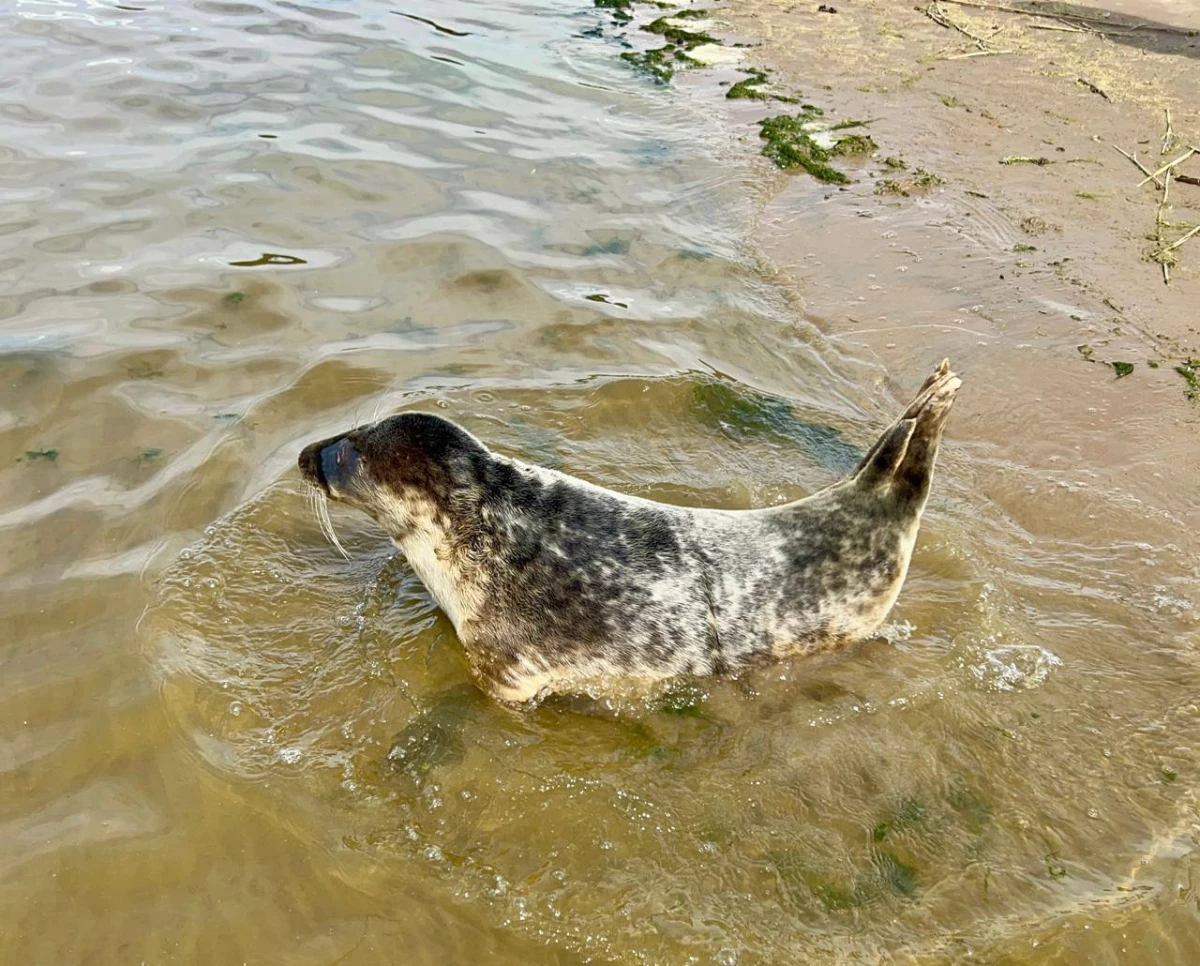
{"left": 298, "top": 436, "right": 361, "bottom": 498}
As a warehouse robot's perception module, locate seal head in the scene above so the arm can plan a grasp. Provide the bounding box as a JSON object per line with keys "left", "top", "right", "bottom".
{"left": 299, "top": 413, "right": 487, "bottom": 535}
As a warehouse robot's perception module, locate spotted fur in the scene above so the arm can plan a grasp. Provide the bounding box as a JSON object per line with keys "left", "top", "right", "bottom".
{"left": 298, "top": 360, "right": 961, "bottom": 703}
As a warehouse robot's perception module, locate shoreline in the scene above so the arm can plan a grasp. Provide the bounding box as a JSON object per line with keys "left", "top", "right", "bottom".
{"left": 600, "top": 0, "right": 1200, "bottom": 395}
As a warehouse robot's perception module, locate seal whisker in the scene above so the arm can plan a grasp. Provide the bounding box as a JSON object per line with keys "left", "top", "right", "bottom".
{"left": 370, "top": 392, "right": 392, "bottom": 425}
{"left": 308, "top": 483, "right": 350, "bottom": 560}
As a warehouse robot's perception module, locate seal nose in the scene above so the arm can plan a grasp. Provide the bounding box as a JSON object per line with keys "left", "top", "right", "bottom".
{"left": 298, "top": 436, "right": 361, "bottom": 496}
{"left": 321, "top": 437, "right": 360, "bottom": 494}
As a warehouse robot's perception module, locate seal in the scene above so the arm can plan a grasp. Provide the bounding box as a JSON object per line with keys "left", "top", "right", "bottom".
{"left": 298, "top": 359, "right": 961, "bottom": 704}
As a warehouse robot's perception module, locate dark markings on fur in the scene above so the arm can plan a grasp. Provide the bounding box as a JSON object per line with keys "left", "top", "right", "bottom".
{"left": 698, "top": 565, "right": 727, "bottom": 676}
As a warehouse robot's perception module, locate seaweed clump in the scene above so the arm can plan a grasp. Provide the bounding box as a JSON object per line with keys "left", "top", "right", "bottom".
{"left": 876, "top": 167, "right": 943, "bottom": 197}
{"left": 643, "top": 15, "right": 717, "bottom": 46}
{"left": 726, "top": 67, "right": 800, "bottom": 103}
{"left": 594, "top": 0, "right": 633, "bottom": 23}
{"left": 1176, "top": 358, "right": 1200, "bottom": 400}
{"left": 757, "top": 109, "right": 877, "bottom": 183}
{"left": 619, "top": 14, "right": 723, "bottom": 83}
{"left": 619, "top": 46, "right": 676, "bottom": 84}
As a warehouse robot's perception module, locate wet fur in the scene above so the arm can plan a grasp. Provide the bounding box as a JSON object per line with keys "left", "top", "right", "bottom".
{"left": 299, "top": 361, "right": 961, "bottom": 704}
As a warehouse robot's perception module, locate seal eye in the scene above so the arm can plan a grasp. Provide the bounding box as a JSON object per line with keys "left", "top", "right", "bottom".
{"left": 320, "top": 438, "right": 361, "bottom": 496}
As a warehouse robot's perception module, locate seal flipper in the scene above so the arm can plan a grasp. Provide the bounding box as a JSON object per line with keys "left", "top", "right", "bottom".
{"left": 851, "top": 359, "right": 961, "bottom": 506}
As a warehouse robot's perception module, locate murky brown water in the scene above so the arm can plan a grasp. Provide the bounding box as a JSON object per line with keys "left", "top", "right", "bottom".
{"left": 3, "top": 0, "right": 1198, "bottom": 963}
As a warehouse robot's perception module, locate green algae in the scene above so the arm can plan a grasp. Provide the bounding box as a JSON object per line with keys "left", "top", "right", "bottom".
{"left": 387, "top": 685, "right": 486, "bottom": 783}
{"left": 691, "top": 376, "right": 860, "bottom": 473}
{"left": 947, "top": 784, "right": 993, "bottom": 834}
{"left": 1175, "top": 358, "right": 1200, "bottom": 400}
{"left": 594, "top": 0, "right": 633, "bottom": 23}
{"left": 127, "top": 360, "right": 164, "bottom": 379}
{"left": 1111, "top": 361, "right": 1134, "bottom": 378}
{"left": 876, "top": 167, "right": 943, "bottom": 197}
{"left": 771, "top": 846, "right": 921, "bottom": 910}
{"left": 617, "top": 11, "right": 728, "bottom": 83}
{"left": 643, "top": 15, "right": 716, "bottom": 46}
{"left": 726, "top": 67, "right": 800, "bottom": 103}
{"left": 871, "top": 797, "right": 926, "bottom": 842}
{"left": 832, "top": 133, "right": 878, "bottom": 156}
{"left": 872, "top": 848, "right": 919, "bottom": 897}
{"left": 620, "top": 46, "right": 675, "bottom": 84}
{"left": 769, "top": 850, "right": 864, "bottom": 911}
{"left": 584, "top": 292, "right": 629, "bottom": 308}
{"left": 757, "top": 112, "right": 848, "bottom": 183}
{"left": 727, "top": 68, "right": 771, "bottom": 100}
{"left": 657, "top": 680, "right": 708, "bottom": 716}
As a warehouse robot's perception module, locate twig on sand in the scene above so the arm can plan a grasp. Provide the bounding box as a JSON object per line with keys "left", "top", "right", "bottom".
{"left": 1077, "top": 77, "right": 1110, "bottom": 100}
{"left": 936, "top": 0, "right": 1190, "bottom": 35}
{"left": 924, "top": 1, "right": 1002, "bottom": 50}
{"left": 1124, "top": 117, "right": 1200, "bottom": 283}
{"left": 1137, "top": 148, "right": 1197, "bottom": 187}
{"left": 1154, "top": 170, "right": 1173, "bottom": 284}
{"left": 941, "top": 48, "right": 1014, "bottom": 58}
{"left": 1000, "top": 155, "right": 1098, "bottom": 166}
{"left": 1161, "top": 107, "right": 1175, "bottom": 155}
{"left": 1158, "top": 222, "right": 1200, "bottom": 257}
{"left": 1112, "top": 144, "right": 1163, "bottom": 188}
{"left": 1029, "top": 22, "right": 1086, "bottom": 33}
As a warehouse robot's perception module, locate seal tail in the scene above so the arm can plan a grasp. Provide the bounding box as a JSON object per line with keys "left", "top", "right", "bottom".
{"left": 851, "top": 359, "right": 961, "bottom": 507}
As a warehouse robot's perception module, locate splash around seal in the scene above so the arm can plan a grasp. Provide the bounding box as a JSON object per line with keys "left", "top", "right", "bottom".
{"left": 299, "top": 360, "right": 961, "bottom": 704}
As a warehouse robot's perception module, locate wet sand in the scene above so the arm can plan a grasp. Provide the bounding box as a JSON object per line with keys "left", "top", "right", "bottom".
{"left": 719, "top": 0, "right": 1200, "bottom": 362}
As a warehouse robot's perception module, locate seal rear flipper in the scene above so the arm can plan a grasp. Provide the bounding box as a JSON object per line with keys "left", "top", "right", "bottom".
{"left": 851, "top": 359, "right": 961, "bottom": 506}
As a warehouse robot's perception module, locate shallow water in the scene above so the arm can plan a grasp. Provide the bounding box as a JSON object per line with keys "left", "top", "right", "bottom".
{"left": 2, "top": 0, "right": 1198, "bottom": 963}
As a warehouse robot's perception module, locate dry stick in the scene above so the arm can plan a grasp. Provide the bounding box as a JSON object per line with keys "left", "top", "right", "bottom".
{"left": 1161, "top": 222, "right": 1200, "bottom": 255}
{"left": 1157, "top": 171, "right": 1172, "bottom": 285}
{"left": 924, "top": 1, "right": 992, "bottom": 49}
{"left": 1113, "top": 144, "right": 1163, "bottom": 188}
{"left": 1137, "top": 148, "right": 1197, "bottom": 187}
{"left": 1029, "top": 22, "right": 1086, "bottom": 32}
{"left": 941, "top": 48, "right": 1014, "bottom": 58}
{"left": 935, "top": 0, "right": 1182, "bottom": 34}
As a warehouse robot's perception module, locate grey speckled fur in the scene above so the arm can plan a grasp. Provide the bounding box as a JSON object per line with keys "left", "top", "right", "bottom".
{"left": 299, "top": 360, "right": 961, "bottom": 704}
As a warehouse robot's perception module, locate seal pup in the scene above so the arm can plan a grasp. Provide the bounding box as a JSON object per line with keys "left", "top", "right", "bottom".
{"left": 298, "top": 360, "right": 961, "bottom": 704}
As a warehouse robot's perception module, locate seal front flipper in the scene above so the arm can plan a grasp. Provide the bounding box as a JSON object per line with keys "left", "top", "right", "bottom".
{"left": 850, "top": 358, "right": 961, "bottom": 509}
